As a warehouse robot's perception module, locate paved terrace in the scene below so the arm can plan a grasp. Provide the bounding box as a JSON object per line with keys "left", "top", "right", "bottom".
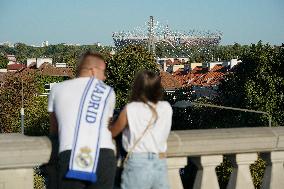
{"left": 1, "top": 127, "right": 284, "bottom": 189}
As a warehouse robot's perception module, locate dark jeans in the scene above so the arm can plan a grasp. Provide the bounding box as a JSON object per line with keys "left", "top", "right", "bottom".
{"left": 58, "top": 149, "right": 116, "bottom": 189}
{"left": 44, "top": 134, "right": 59, "bottom": 189}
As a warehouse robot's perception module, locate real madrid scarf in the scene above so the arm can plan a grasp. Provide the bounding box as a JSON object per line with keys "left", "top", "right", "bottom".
{"left": 66, "top": 77, "right": 112, "bottom": 183}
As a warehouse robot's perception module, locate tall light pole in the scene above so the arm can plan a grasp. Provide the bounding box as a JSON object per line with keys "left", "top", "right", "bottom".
{"left": 173, "top": 100, "right": 272, "bottom": 127}
{"left": 21, "top": 77, "right": 24, "bottom": 134}
{"left": 148, "top": 16, "right": 156, "bottom": 56}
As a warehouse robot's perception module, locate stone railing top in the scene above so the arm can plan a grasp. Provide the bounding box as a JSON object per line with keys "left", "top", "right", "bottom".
{"left": 167, "top": 127, "right": 284, "bottom": 157}
{"left": 0, "top": 133, "right": 51, "bottom": 169}
{"left": 2, "top": 127, "right": 284, "bottom": 168}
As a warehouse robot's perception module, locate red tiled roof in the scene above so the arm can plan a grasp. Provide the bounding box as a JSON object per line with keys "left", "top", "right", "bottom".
{"left": 172, "top": 69, "right": 188, "bottom": 86}
{"left": 40, "top": 64, "right": 74, "bottom": 77}
{"left": 7, "top": 64, "right": 26, "bottom": 71}
{"left": 172, "top": 69, "right": 186, "bottom": 77}
{"left": 15, "top": 65, "right": 74, "bottom": 78}
{"left": 160, "top": 71, "right": 182, "bottom": 90}
{"left": 192, "top": 66, "right": 208, "bottom": 74}
{"left": 195, "top": 72, "right": 224, "bottom": 86}
{"left": 177, "top": 65, "right": 227, "bottom": 87}
{"left": 210, "top": 64, "right": 225, "bottom": 72}
{"left": 38, "top": 62, "right": 52, "bottom": 70}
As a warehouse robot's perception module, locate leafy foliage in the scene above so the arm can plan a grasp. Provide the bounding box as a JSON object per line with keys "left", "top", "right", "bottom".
{"left": 0, "top": 71, "right": 57, "bottom": 135}
{"left": 250, "top": 157, "right": 266, "bottom": 189}
{"left": 0, "top": 54, "right": 8, "bottom": 69}
{"left": 167, "top": 43, "right": 283, "bottom": 188}
{"left": 0, "top": 43, "right": 110, "bottom": 68}
{"left": 106, "top": 45, "right": 158, "bottom": 108}
{"left": 244, "top": 44, "right": 284, "bottom": 126}
{"left": 218, "top": 42, "right": 284, "bottom": 126}
{"left": 35, "top": 74, "right": 66, "bottom": 93}
{"left": 34, "top": 171, "right": 45, "bottom": 189}
{"left": 155, "top": 42, "right": 249, "bottom": 62}
{"left": 0, "top": 72, "right": 37, "bottom": 133}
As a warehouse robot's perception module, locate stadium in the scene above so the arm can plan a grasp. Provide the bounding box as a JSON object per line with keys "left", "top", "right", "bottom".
{"left": 112, "top": 16, "right": 222, "bottom": 49}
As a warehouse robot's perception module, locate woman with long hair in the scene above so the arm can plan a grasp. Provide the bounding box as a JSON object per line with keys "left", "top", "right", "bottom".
{"left": 110, "top": 70, "right": 173, "bottom": 189}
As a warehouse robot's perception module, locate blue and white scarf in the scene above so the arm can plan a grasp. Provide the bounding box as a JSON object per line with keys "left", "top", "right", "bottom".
{"left": 66, "top": 77, "right": 112, "bottom": 183}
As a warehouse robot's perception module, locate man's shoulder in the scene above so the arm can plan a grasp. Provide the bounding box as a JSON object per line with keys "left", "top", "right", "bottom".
{"left": 55, "top": 77, "right": 90, "bottom": 88}
{"left": 97, "top": 80, "right": 112, "bottom": 89}
{"left": 97, "top": 80, "right": 115, "bottom": 95}
{"left": 49, "top": 78, "right": 84, "bottom": 95}
{"left": 51, "top": 78, "right": 115, "bottom": 98}
{"left": 53, "top": 78, "right": 75, "bottom": 86}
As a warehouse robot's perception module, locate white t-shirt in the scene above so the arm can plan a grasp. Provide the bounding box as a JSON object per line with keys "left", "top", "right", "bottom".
{"left": 48, "top": 77, "right": 116, "bottom": 153}
{"left": 122, "top": 101, "right": 173, "bottom": 153}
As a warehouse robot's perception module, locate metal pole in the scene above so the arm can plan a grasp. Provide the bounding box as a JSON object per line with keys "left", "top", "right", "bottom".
{"left": 190, "top": 102, "right": 272, "bottom": 127}
{"left": 148, "top": 16, "right": 155, "bottom": 55}
{"left": 173, "top": 100, "right": 273, "bottom": 127}
{"left": 21, "top": 108, "right": 24, "bottom": 134}
{"left": 21, "top": 78, "right": 24, "bottom": 134}
{"left": 190, "top": 102, "right": 269, "bottom": 115}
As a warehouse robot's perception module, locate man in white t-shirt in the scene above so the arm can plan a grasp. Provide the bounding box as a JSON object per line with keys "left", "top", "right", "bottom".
{"left": 48, "top": 51, "right": 116, "bottom": 189}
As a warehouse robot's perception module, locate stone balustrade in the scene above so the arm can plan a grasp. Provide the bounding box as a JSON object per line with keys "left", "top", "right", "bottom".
{"left": 0, "top": 134, "right": 51, "bottom": 189}
{"left": 1, "top": 127, "right": 284, "bottom": 189}
{"left": 166, "top": 127, "right": 284, "bottom": 189}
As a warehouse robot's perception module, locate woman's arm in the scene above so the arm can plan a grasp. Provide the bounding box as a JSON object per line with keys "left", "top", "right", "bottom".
{"left": 110, "top": 107, "right": 128, "bottom": 138}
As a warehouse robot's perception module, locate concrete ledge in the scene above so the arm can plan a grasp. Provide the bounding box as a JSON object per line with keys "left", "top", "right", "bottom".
{"left": 0, "top": 134, "right": 51, "bottom": 169}
{"left": 167, "top": 127, "right": 284, "bottom": 157}
{"left": 0, "top": 168, "right": 34, "bottom": 189}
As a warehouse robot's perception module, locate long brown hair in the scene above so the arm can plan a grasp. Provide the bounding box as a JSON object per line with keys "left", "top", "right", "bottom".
{"left": 130, "top": 70, "right": 163, "bottom": 123}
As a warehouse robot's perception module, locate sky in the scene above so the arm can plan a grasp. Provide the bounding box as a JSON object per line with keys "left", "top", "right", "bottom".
{"left": 0, "top": 0, "right": 283, "bottom": 46}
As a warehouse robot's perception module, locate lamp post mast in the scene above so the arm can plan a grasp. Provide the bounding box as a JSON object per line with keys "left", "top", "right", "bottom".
{"left": 21, "top": 78, "right": 24, "bottom": 134}
{"left": 148, "top": 16, "right": 156, "bottom": 56}
{"left": 173, "top": 101, "right": 272, "bottom": 127}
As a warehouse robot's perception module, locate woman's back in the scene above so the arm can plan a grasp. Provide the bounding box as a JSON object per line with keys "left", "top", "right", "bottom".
{"left": 110, "top": 70, "right": 172, "bottom": 189}
{"left": 122, "top": 101, "right": 173, "bottom": 153}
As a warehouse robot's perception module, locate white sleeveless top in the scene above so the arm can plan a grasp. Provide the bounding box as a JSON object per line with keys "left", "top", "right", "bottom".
{"left": 122, "top": 101, "right": 173, "bottom": 153}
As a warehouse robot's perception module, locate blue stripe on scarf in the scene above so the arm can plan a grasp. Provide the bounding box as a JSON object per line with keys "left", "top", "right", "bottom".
{"left": 69, "top": 78, "right": 95, "bottom": 169}
{"left": 91, "top": 87, "right": 113, "bottom": 172}
{"left": 66, "top": 170, "right": 97, "bottom": 183}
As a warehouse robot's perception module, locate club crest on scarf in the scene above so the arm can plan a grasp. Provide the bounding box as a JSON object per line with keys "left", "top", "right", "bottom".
{"left": 75, "top": 146, "right": 93, "bottom": 168}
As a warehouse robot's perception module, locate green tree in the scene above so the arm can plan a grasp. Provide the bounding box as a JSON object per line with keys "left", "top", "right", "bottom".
{"left": 218, "top": 42, "right": 284, "bottom": 126}
{"left": 244, "top": 43, "right": 284, "bottom": 126}
{"left": 0, "top": 71, "right": 38, "bottom": 133}
{"left": 106, "top": 45, "right": 158, "bottom": 108}
{"left": 0, "top": 54, "right": 8, "bottom": 69}
{"left": 0, "top": 43, "right": 110, "bottom": 71}
{"left": 0, "top": 71, "right": 58, "bottom": 135}
{"left": 35, "top": 74, "right": 66, "bottom": 93}
{"left": 14, "top": 43, "right": 29, "bottom": 63}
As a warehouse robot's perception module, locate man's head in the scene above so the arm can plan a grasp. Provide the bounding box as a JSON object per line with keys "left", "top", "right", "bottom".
{"left": 76, "top": 51, "right": 106, "bottom": 81}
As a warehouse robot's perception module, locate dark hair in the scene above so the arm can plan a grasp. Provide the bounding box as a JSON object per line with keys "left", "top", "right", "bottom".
{"left": 76, "top": 51, "right": 105, "bottom": 76}
{"left": 130, "top": 70, "right": 163, "bottom": 123}
{"left": 130, "top": 70, "right": 163, "bottom": 104}
{"left": 79, "top": 51, "right": 105, "bottom": 63}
